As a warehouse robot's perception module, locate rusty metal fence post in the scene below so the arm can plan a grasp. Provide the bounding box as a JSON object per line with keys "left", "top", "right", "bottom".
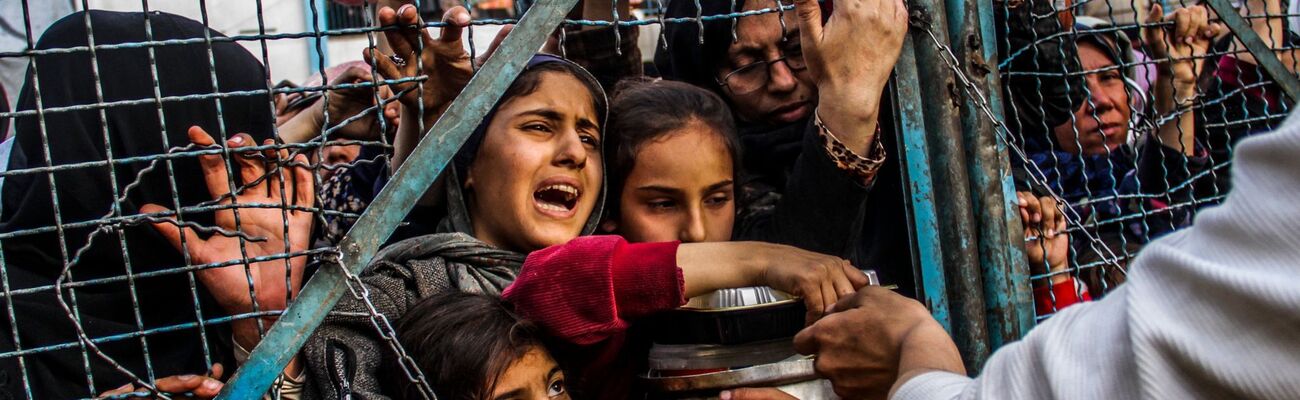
{"left": 944, "top": 0, "right": 1036, "bottom": 353}
{"left": 900, "top": 0, "right": 992, "bottom": 372}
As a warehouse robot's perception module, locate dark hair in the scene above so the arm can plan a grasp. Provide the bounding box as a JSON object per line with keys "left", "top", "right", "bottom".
{"left": 502, "top": 61, "right": 607, "bottom": 117}
{"left": 389, "top": 292, "right": 547, "bottom": 400}
{"left": 604, "top": 78, "right": 741, "bottom": 219}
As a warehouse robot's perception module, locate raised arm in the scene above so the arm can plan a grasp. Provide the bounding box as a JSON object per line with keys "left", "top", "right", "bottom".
{"left": 1144, "top": 4, "right": 1222, "bottom": 156}
{"left": 365, "top": 4, "right": 474, "bottom": 172}
{"left": 139, "top": 126, "right": 314, "bottom": 375}
{"left": 793, "top": 0, "right": 907, "bottom": 155}
{"left": 276, "top": 65, "right": 399, "bottom": 145}
{"left": 503, "top": 236, "right": 870, "bottom": 347}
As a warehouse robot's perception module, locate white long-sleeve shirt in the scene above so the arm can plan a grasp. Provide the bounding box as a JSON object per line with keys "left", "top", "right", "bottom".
{"left": 893, "top": 111, "right": 1300, "bottom": 400}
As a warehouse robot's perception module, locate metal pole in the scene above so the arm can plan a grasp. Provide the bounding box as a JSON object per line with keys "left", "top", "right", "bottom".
{"left": 217, "top": 0, "right": 578, "bottom": 396}
{"left": 905, "top": 1, "right": 991, "bottom": 371}
{"left": 304, "top": 0, "right": 330, "bottom": 74}
{"left": 893, "top": 37, "right": 952, "bottom": 332}
{"left": 945, "top": 0, "right": 1035, "bottom": 351}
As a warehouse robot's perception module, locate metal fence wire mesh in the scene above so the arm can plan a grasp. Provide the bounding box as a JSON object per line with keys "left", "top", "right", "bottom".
{"left": 1001, "top": 0, "right": 1298, "bottom": 318}
{"left": 0, "top": 0, "right": 1293, "bottom": 397}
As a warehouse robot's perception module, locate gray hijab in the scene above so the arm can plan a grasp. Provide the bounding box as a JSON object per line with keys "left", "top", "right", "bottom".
{"left": 302, "top": 55, "right": 609, "bottom": 400}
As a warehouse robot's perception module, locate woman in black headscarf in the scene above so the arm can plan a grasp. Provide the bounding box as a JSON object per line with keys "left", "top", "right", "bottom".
{"left": 0, "top": 10, "right": 283, "bottom": 397}
{"left": 654, "top": 0, "right": 916, "bottom": 294}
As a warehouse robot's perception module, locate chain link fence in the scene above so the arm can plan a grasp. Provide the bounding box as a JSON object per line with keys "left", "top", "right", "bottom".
{"left": 1002, "top": 0, "right": 1298, "bottom": 318}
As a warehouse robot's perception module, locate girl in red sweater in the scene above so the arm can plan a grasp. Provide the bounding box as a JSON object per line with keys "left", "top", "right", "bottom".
{"left": 502, "top": 80, "right": 870, "bottom": 399}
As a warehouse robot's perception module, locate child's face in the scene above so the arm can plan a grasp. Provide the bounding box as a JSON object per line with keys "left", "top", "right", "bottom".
{"left": 467, "top": 71, "right": 603, "bottom": 252}
{"left": 613, "top": 123, "right": 735, "bottom": 243}
{"left": 490, "top": 347, "right": 569, "bottom": 400}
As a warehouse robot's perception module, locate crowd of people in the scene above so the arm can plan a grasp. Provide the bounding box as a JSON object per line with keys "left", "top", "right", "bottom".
{"left": 0, "top": 0, "right": 1290, "bottom": 398}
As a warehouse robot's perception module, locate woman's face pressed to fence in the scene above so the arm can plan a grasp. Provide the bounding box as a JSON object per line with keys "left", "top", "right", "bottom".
{"left": 1053, "top": 41, "right": 1131, "bottom": 156}
{"left": 613, "top": 122, "right": 735, "bottom": 243}
{"left": 466, "top": 71, "right": 602, "bottom": 252}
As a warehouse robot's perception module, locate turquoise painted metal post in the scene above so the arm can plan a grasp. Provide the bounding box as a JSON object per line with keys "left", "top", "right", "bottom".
{"left": 893, "top": 36, "right": 952, "bottom": 333}
{"left": 216, "top": 0, "right": 578, "bottom": 397}
{"left": 304, "top": 0, "right": 329, "bottom": 74}
{"left": 944, "top": 0, "right": 1035, "bottom": 350}
{"left": 904, "top": 1, "right": 991, "bottom": 371}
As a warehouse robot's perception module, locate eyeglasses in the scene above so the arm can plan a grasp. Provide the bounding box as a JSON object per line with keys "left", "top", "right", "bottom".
{"left": 716, "top": 47, "right": 808, "bottom": 95}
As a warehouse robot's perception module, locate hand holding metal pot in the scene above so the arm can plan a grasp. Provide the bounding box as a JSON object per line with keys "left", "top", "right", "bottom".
{"left": 677, "top": 241, "right": 872, "bottom": 325}
{"left": 791, "top": 287, "right": 964, "bottom": 399}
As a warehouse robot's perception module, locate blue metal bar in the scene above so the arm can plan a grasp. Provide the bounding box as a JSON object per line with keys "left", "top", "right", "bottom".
{"left": 893, "top": 36, "right": 952, "bottom": 332}
{"left": 1204, "top": 0, "right": 1300, "bottom": 101}
{"left": 945, "top": 0, "right": 1035, "bottom": 350}
{"left": 304, "top": 0, "right": 329, "bottom": 74}
{"left": 905, "top": 1, "right": 991, "bottom": 371}
{"left": 216, "top": 0, "right": 578, "bottom": 396}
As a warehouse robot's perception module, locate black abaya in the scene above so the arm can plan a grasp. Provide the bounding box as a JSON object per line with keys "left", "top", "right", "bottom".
{"left": 0, "top": 10, "right": 274, "bottom": 398}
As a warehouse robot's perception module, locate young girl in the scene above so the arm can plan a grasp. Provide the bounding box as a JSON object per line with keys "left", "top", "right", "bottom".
{"left": 600, "top": 78, "right": 741, "bottom": 243}
{"left": 129, "top": 5, "right": 863, "bottom": 397}
{"left": 391, "top": 292, "right": 569, "bottom": 400}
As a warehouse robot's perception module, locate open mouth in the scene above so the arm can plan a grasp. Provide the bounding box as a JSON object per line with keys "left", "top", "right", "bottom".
{"left": 533, "top": 183, "right": 580, "bottom": 216}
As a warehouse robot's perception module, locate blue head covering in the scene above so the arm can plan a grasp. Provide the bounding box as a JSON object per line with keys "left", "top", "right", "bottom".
{"left": 1017, "top": 22, "right": 1140, "bottom": 225}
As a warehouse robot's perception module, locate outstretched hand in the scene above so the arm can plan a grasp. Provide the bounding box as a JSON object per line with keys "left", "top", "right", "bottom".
{"left": 758, "top": 245, "right": 871, "bottom": 325}
{"left": 678, "top": 242, "right": 870, "bottom": 325}
{"left": 97, "top": 364, "right": 224, "bottom": 399}
{"left": 1145, "top": 4, "right": 1222, "bottom": 97}
{"left": 793, "top": 0, "right": 908, "bottom": 152}
{"left": 140, "top": 126, "right": 313, "bottom": 347}
{"left": 322, "top": 65, "right": 400, "bottom": 141}
{"left": 365, "top": 4, "right": 474, "bottom": 116}
{"left": 793, "top": 287, "right": 963, "bottom": 399}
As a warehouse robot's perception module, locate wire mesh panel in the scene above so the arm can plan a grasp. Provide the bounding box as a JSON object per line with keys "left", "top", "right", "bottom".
{"left": 996, "top": 0, "right": 1297, "bottom": 319}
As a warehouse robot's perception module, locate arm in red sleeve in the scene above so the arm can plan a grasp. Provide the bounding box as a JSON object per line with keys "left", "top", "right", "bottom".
{"left": 1034, "top": 278, "right": 1092, "bottom": 316}
{"left": 502, "top": 235, "right": 685, "bottom": 345}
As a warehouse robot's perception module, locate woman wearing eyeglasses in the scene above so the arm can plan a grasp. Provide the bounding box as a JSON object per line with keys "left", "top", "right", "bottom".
{"left": 655, "top": 0, "right": 916, "bottom": 293}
